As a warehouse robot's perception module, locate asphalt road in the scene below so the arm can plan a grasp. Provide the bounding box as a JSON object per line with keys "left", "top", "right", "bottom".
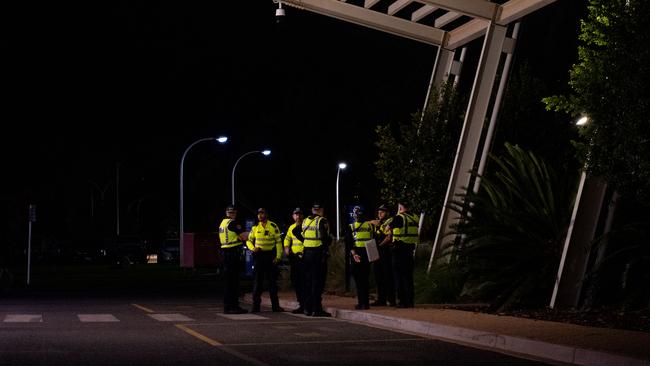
{"left": 0, "top": 295, "right": 552, "bottom": 366}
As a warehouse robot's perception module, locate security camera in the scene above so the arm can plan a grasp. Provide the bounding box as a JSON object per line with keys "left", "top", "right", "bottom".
{"left": 275, "top": 1, "right": 285, "bottom": 23}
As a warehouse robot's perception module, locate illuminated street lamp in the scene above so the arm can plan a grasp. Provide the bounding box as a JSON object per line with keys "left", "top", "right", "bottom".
{"left": 336, "top": 162, "right": 347, "bottom": 241}
{"left": 231, "top": 149, "right": 271, "bottom": 205}
{"left": 576, "top": 116, "right": 589, "bottom": 126}
{"left": 179, "top": 136, "right": 228, "bottom": 265}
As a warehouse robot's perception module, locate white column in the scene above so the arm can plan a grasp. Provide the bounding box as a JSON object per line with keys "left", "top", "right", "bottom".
{"left": 429, "top": 23, "right": 507, "bottom": 270}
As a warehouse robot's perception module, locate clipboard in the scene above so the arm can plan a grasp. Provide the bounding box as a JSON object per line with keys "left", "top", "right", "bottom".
{"left": 365, "top": 239, "right": 380, "bottom": 262}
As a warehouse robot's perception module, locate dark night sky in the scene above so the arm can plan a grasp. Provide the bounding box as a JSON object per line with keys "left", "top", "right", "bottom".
{"left": 1, "top": 1, "right": 583, "bottom": 240}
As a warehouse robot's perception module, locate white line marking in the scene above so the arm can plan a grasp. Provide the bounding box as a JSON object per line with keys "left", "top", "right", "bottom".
{"left": 218, "top": 313, "right": 268, "bottom": 320}
{"left": 3, "top": 314, "right": 43, "bottom": 323}
{"left": 78, "top": 314, "right": 120, "bottom": 322}
{"left": 149, "top": 313, "right": 194, "bottom": 322}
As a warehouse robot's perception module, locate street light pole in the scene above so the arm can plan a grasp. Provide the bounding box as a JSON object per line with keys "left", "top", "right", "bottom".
{"left": 231, "top": 149, "right": 271, "bottom": 205}
{"left": 179, "top": 136, "right": 228, "bottom": 266}
{"left": 336, "top": 162, "right": 347, "bottom": 241}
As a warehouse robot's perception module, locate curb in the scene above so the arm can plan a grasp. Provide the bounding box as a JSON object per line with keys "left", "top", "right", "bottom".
{"left": 245, "top": 294, "right": 648, "bottom": 366}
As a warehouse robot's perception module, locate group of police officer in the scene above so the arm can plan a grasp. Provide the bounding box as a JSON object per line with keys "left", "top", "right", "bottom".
{"left": 218, "top": 200, "right": 418, "bottom": 315}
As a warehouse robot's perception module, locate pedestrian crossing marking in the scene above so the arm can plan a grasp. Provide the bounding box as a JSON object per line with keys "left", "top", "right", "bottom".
{"left": 78, "top": 314, "right": 120, "bottom": 322}
{"left": 3, "top": 314, "right": 43, "bottom": 323}
{"left": 294, "top": 332, "right": 323, "bottom": 337}
{"left": 148, "top": 313, "right": 194, "bottom": 322}
{"left": 218, "top": 314, "right": 268, "bottom": 320}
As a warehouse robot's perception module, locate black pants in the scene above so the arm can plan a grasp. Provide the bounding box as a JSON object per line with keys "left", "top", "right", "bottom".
{"left": 373, "top": 245, "right": 395, "bottom": 304}
{"left": 303, "top": 246, "right": 326, "bottom": 314}
{"left": 392, "top": 243, "right": 415, "bottom": 307}
{"left": 252, "top": 250, "right": 280, "bottom": 308}
{"left": 289, "top": 253, "right": 304, "bottom": 307}
{"left": 222, "top": 246, "right": 243, "bottom": 310}
{"left": 351, "top": 249, "right": 370, "bottom": 307}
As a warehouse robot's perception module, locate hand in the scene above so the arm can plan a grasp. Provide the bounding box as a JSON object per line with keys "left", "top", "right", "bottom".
{"left": 352, "top": 252, "right": 361, "bottom": 263}
{"left": 273, "top": 257, "right": 281, "bottom": 265}
{"left": 253, "top": 247, "right": 261, "bottom": 253}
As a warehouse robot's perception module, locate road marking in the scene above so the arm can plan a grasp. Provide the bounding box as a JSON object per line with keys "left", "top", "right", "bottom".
{"left": 3, "top": 314, "right": 43, "bottom": 323}
{"left": 175, "top": 324, "right": 221, "bottom": 346}
{"left": 78, "top": 314, "right": 120, "bottom": 322}
{"left": 175, "top": 324, "right": 269, "bottom": 366}
{"left": 131, "top": 303, "right": 155, "bottom": 313}
{"left": 149, "top": 313, "right": 194, "bottom": 322}
{"left": 218, "top": 313, "right": 268, "bottom": 320}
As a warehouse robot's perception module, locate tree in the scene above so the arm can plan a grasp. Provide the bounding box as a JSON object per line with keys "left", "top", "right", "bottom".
{"left": 543, "top": 0, "right": 650, "bottom": 205}
{"left": 374, "top": 81, "right": 465, "bottom": 223}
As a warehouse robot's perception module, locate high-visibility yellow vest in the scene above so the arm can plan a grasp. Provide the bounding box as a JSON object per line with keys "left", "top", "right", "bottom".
{"left": 378, "top": 217, "right": 393, "bottom": 236}
{"left": 246, "top": 220, "right": 282, "bottom": 259}
{"left": 284, "top": 222, "right": 304, "bottom": 254}
{"left": 219, "top": 218, "right": 242, "bottom": 248}
{"left": 350, "top": 221, "right": 373, "bottom": 247}
{"left": 302, "top": 216, "right": 325, "bottom": 248}
{"left": 392, "top": 213, "right": 419, "bottom": 244}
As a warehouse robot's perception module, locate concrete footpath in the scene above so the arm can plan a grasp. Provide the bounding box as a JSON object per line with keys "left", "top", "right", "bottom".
{"left": 245, "top": 291, "right": 650, "bottom": 366}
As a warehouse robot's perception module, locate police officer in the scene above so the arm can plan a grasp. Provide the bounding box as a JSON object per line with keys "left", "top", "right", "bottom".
{"left": 371, "top": 204, "right": 396, "bottom": 307}
{"left": 219, "top": 205, "right": 248, "bottom": 314}
{"left": 247, "top": 207, "right": 284, "bottom": 313}
{"left": 293, "top": 202, "right": 332, "bottom": 317}
{"left": 284, "top": 207, "right": 305, "bottom": 314}
{"left": 345, "top": 206, "right": 374, "bottom": 310}
{"left": 384, "top": 201, "right": 419, "bottom": 308}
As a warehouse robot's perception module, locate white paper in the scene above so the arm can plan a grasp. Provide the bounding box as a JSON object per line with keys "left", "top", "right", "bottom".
{"left": 365, "top": 239, "right": 380, "bottom": 262}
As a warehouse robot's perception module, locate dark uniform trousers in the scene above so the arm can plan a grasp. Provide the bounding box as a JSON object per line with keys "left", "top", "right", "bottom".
{"left": 222, "top": 247, "right": 243, "bottom": 310}
{"left": 392, "top": 243, "right": 416, "bottom": 307}
{"left": 252, "top": 250, "right": 280, "bottom": 308}
{"left": 352, "top": 249, "right": 370, "bottom": 307}
{"left": 303, "top": 246, "right": 326, "bottom": 314}
{"left": 373, "top": 245, "right": 395, "bottom": 304}
{"left": 289, "top": 253, "right": 305, "bottom": 307}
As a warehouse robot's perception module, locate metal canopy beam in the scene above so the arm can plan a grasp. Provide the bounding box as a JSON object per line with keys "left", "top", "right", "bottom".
{"left": 498, "top": 0, "right": 556, "bottom": 25}
{"left": 418, "top": 0, "right": 498, "bottom": 20}
{"left": 445, "top": 19, "right": 489, "bottom": 49}
{"left": 282, "top": 0, "right": 446, "bottom": 45}
{"left": 281, "top": 0, "right": 557, "bottom": 50}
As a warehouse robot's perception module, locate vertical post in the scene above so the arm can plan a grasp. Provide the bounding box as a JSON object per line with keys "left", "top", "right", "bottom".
{"left": 27, "top": 204, "right": 35, "bottom": 286}
{"left": 335, "top": 163, "right": 346, "bottom": 240}
{"left": 116, "top": 162, "right": 120, "bottom": 237}
{"left": 180, "top": 136, "right": 228, "bottom": 268}
{"left": 336, "top": 168, "right": 341, "bottom": 241}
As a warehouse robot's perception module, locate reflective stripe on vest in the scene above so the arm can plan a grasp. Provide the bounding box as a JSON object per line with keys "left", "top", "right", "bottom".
{"left": 302, "top": 216, "right": 323, "bottom": 247}
{"left": 350, "top": 221, "right": 373, "bottom": 247}
{"left": 392, "top": 213, "right": 418, "bottom": 244}
{"left": 219, "top": 219, "right": 242, "bottom": 248}
{"left": 284, "top": 223, "right": 304, "bottom": 254}
{"left": 247, "top": 221, "right": 281, "bottom": 251}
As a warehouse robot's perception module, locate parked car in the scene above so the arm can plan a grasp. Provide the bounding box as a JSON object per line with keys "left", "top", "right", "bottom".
{"left": 158, "top": 239, "right": 180, "bottom": 264}
{"left": 108, "top": 236, "right": 148, "bottom": 265}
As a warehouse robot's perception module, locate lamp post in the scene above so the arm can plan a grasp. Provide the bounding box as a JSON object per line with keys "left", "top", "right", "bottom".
{"left": 231, "top": 149, "right": 271, "bottom": 205}
{"left": 336, "top": 162, "right": 347, "bottom": 241}
{"left": 179, "top": 136, "right": 228, "bottom": 266}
